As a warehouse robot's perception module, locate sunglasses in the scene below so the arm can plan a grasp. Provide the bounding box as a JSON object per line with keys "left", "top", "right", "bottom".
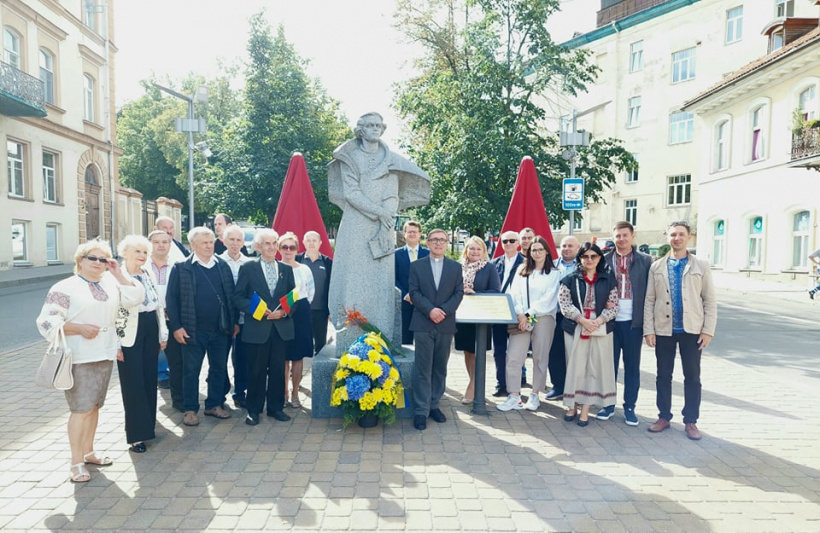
{"left": 581, "top": 254, "right": 600, "bottom": 260}
{"left": 279, "top": 244, "right": 298, "bottom": 251}
{"left": 84, "top": 255, "right": 109, "bottom": 264}
{"left": 502, "top": 239, "right": 518, "bottom": 244}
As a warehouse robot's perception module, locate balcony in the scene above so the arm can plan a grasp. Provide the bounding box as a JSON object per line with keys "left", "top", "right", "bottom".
{"left": 0, "top": 60, "right": 47, "bottom": 118}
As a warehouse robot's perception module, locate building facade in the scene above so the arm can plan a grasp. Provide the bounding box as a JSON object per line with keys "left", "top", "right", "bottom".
{"left": 551, "top": 0, "right": 816, "bottom": 248}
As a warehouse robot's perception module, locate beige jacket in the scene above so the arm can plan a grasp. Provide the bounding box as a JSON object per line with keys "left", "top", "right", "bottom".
{"left": 643, "top": 253, "right": 717, "bottom": 337}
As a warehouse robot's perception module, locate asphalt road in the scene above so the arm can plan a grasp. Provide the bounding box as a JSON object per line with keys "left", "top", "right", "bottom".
{"left": 0, "top": 280, "right": 54, "bottom": 351}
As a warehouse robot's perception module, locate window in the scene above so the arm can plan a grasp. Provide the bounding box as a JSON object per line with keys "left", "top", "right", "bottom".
{"left": 626, "top": 153, "right": 638, "bottom": 183}
{"left": 799, "top": 86, "right": 817, "bottom": 121}
{"left": 84, "top": 0, "right": 97, "bottom": 31}
{"left": 793, "top": 211, "right": 810, "bottom": 269}
{"left": 726, "top": 7, "right": 743, "bottom": 44}
{"left": 771, "top": 31, "right": 785, "bottom": 52}
{"left": 7, "top": 140, "right": 25, "bottom": 198}
{"left": 748, "top": 216, "right": 763, "bottom": 268}
{"left": 83, "top": 74, "right": 95, "bottom": 122}
{"left": 629, "top": 41, "right": 643, "bottom": 72}
{"left": 3, "top": 27, "right": 21, "bottom": 69}
{"left": 667, "top": 174, "right": 691, "bottom": 206}
{"left": 713, "top": 220, "right": 726, "bottom": 266}
{"left": 672, "top": 48, "right": 696, "bottom": 83}
{"left": 11, "top": 221, "right": 27, "bottom": 262}
{"left": 46, "top": 224, "right": 59, "bottom": 262}
{"left": 39, "top": 49, "right": 55, "bottom": 105}
{"left": 627, "top": 96, "right": 641, "bottom": 128}
{"left": 669, "top": 112, "right": 694, "bottom": 144}
{"left": 43, "top": 150, "right": 58, "bottom": 203}
{"left": 776, "top": 0, "right": 794, "bottom": 18}
{"left": 715, "top": 120, "right": 729, "bottom": 171}
{"left": 625, "top": 199, "right": 637, "bottom": 227}
{"left": 751, "top": 106, "right": 766, "bottom": 162}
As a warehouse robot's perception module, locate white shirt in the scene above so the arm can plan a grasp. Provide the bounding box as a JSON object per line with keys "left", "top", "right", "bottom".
{"left": 192, "top": 254, "right": 217, "bottom": 269}
{"left": 219, "top": 251, "right": 250, "bottom": 283}
{"left": 510, "top": 268, "right": 561, "bottom": 317}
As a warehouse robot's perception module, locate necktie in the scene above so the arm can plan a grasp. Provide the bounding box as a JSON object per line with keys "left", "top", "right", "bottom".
{"left": 410, "top": 248, "right": 417, "bottom": 261}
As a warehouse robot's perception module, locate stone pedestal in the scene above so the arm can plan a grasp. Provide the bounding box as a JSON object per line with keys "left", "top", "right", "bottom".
{"left": 310, "top": 334, "right": 415, "bottom": 420}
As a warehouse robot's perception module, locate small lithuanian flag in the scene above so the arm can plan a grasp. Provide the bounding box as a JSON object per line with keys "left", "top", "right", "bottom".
{"left": 279, "top": 288, "right": 299, "bottom": 314}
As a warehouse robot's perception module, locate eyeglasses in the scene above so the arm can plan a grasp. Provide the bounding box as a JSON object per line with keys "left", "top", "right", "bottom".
{"left": 279, "top": 244, "right": 298, "bottom": 251}
{"left": 502, "top": 239, "right": 518, "bottom": 244}
{"left": 530, "top": 248, "right": 546, "bottom": 254}
{"left": 84, "top": 255, "right": 108, "bottom": 264}
{"left": 427, "top": 238, "right": 447, "bottom": 244}
{"left": 581, "top": 254, "right": 599, "bottom": 260}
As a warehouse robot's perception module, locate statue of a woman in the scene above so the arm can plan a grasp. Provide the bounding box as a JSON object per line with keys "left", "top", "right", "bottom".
{"left": 328, "top": 113, "right": 430, "bottom": 342}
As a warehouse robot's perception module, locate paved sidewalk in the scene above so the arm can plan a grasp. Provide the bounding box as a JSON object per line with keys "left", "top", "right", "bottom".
{"left": 1, "top": 324, "right": 819, "bottom": 532}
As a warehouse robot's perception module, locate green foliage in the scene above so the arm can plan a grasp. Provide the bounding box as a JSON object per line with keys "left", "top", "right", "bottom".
{"left": 394, "top": 0, "right": 634, "bottom": 235}
{"left": 658, "top": 244, "right": 671, "bottom": 258}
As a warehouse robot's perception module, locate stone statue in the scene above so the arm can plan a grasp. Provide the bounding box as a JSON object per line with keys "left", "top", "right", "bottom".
{"left": 328, "top": 112, "right": 430, "bottom": 342}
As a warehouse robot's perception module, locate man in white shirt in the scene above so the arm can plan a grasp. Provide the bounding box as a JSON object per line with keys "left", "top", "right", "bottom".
{"left": 155, "top": 216, "right": 188, "bottom": 264}
{"left": 490, "top": 230, "right": 525, "bottom": 397}
{"left": 220, "top": 225, "right": 252, "bottom": 408}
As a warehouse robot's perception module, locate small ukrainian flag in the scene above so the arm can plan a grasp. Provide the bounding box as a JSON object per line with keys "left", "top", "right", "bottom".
{"left": 249, "top": 292, "right": 268, "bottom": 321}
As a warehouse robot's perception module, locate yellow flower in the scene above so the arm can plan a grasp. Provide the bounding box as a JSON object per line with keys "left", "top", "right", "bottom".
{"left": 367, "top": 349, "right": 381, "bottom": 362}
{"left": 341, "top": 354, "right": 360, "bottom": 370}
{"left": 334, "top": 369, "right": 350, "bottom": 382}
{"left": 364, "top": 335, "right": 381, "bottom": 349}
{"left": 359, "top": 391, "right": 377, "bottom": 411}
{"left": 383, "top": 379, "right": 395, "bottom": 391}
{"left": 372, "top": 388, "right": 384, "bottom": 404}
{"left": 357, "top": 360, "right": 382, "bottom": 380}
{"left": 389, "top": 367, "right": 399, "bottom": 380}
{"left": 331, "top": 387, "right": 344, "bottom": 406}
{"left": 340, "top": 387, "right": 348, "bottom": 401}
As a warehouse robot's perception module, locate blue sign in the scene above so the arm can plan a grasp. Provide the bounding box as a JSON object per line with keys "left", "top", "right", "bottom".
{"left": 562, "top": 178, "right": 584, "bottom": 210}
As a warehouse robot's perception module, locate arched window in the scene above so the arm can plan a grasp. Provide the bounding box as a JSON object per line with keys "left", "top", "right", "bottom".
{"left": 713, "top": 220, "right": 726, "bottom": 267}
{"left": 3, "top": 27, "right": 21, "bottom": 69}
{"left": 39, "top": 49, "right": 55, "bottom": 104}
{"left": 799, "top": 86, "right": 817, "bottom": 121}
{"left": 84, "top": 165, "right": 98, "bottom": 185}
{"left": 751, "top": 106, "right": 767, "bottom": 162}
{"left": 83, "top": 74, "right": 95, "bottom": 122}
{"left": 793, "top": 211, "right": 810, "bottom": 269}
{"left": 715, "top": 120, "right": 729, "bottom": 171}
{"left": 748, "top": 216, "right": 763, "bottom": 268}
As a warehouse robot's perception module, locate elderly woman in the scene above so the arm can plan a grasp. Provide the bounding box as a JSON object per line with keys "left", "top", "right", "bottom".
{"left": 454, "top": 236, "right": 500, "bottom": 404}
{"left": 278, "top": 232, "right": 315, "bottom": 408}
{"left": 36, "top": 239, "right": 144, "bottom": 483}
{"left": 116, "top": 235, "right": 168, "bottom": 453}
{"left": 497, "top": 236, "right": 561, "bottom": 412}
{"left": 559, "top": 242, "right": 619, "bottom": 427}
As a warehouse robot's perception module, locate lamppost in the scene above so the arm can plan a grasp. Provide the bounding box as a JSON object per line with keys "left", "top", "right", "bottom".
{"left": 152, "top": 83, "right": 208, "bottom": 231}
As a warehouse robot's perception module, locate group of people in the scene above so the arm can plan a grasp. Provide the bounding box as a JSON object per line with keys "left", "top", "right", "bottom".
{"left": 36, "top": 214, "right": 332, "bottom": 483}
{"left": 397, "top": 220, "right": 717, "bottom": 440}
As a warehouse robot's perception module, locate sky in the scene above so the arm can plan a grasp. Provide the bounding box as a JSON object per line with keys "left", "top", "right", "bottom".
{"left": 114, "top": 0, "right": 596, "bottom": 148}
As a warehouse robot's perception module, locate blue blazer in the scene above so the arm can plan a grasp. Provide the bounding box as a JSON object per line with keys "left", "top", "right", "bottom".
{"left": 395, "top": 245, "right": 429, "bottom": 297}
{"left": 491, "top": 253, "right": 524, "bottom": 293}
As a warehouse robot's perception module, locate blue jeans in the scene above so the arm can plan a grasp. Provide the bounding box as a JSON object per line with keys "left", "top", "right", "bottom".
{"left": 181, "top": 328, "right": 231, "bottom": 413}
{"left": 655, "top": 333, "right": 702, "bottom": 423}
{"left": 157, "top": 350, "right": 170, "bottom": 381}
{"left": 612, "top": 321, "right": 643, "bottom": 410}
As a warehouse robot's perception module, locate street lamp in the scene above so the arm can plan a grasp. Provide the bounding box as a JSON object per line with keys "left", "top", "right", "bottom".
{"left": 152, "top": 83, "right": 208, "bottom": 231}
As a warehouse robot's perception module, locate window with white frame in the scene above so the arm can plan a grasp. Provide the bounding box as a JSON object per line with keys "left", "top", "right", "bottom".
{"left": 627, "top": 96, "right": 641, "bottom": 127}
{"left": 793, "top": 211, "right": 810, "bottom": 269}
{"left": 715, "top": 120, "right": 730, "bottom": 171}
{"left": 672, "top": 48, "right": 696, "bottom": 83}
{"left": 726, "top": 6, "right": 743, "bottom": 44}
{"left": 629, "top": 41, "right": 643, "bottom": 73}
{"left": 748, "top": 216, "right": 764, "bottom": 268}
{"left": 771, "top": 30, "right": 785, "bottom": 52}
{"left": 751, "top": 106, "right": 766, "bottom": 161}
{"left": 626, "top": 153, "right": 638, "bottom": 183}
{"left": 7, "top": 140, "right": 25, "bottom": 198}
{"left": 625, "top": 199, "right": 637, "bottom": 227}
{"left": 83, "top": 74, "right": 95, "bottom": 122}
{"left": 11, "top": 220, "right": 27, "bottom": 262}
{"left": 776, "top": 0, "right": 794, "bottom": 18}
{"left": 669, "top": 112, "right": 694, "bottom": 144}
{"left": 3, "top": 27, "right": 21, "bottom": 69}
{"left": 713, "top": 220, "right": 726, "bottom": 266}
{"left": 39, "top": 49, "right": 55, "bottom": 104}
{"left": 799, "top": 86, "right": 817, "bottom": 121}
{"left": 84, "top": 0, "right": 97, "bottom": 32}
{"left": 667, "top": 174, "right": 691, "bottom": 206}
{"left": 43, "top": 150, "right": 58, "bottom": 203}
{"left": 46, "top": 224, "right": 59, "bottom": 262}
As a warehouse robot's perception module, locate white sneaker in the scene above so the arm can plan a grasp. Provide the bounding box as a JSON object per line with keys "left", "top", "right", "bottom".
{"left": 523, "top": 393, "right": 540, "bottom": 411}
{"left": 497, "top": 395, "right": 524, "bottom": 412}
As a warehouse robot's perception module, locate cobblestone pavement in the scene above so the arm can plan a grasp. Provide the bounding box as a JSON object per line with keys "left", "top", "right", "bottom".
{"left": 1, "top": 329, "right": 819, "bottom": 532}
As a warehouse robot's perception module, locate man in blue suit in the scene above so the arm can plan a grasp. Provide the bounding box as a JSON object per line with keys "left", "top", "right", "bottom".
{"left": 395, "top": 221, "right": 429, "bottom": 345}
{"left": 490, "top": 230, "right": 525, "bottom": 397}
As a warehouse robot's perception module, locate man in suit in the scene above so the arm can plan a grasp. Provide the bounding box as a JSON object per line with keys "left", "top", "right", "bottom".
{"left": 233, "top": 229, "right": 296, "bottom": 426}
{"left": 490, "top": 230, "right": 525, "bottom": 397}
{"left": 395, "top": 221, "right": 429, "bottom": 345}
{"left": 213, "top": 213, "right": 250, "bottom": 256}
{"left": 296, "top": 230, "right": 333, "bottom": 354}
{"left": 409, "top": 228, "right": 464, "bottom": 430}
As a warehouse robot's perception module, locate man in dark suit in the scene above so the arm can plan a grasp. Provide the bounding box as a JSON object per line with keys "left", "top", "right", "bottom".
{"left": 395, "top": 221, "right": 429, "bottom": 345}
{"left": 490, "top": 230, "right": 525, "bottom": 397}
{"left": 296, "top": 231, "right": 333, "bottom": 354}
{"left": 409, "top": 228, "right": 464, "bottom": 430}
{"left": 213, "top": 213, "right": 250, "bottom": 256}
{"left": 233, "top": 229, "right": 296, "bottom": 426}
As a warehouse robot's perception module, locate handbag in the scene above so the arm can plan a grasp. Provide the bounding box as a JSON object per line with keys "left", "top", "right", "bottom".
{"left": 35, "top": 327, "right": 74, "bottom": 390}
{"left": 201, "top": 268, "right": 233, "bottom": 335}
{"left": 508, "top": 276, "right": 531, "bottom": 335}
{"left": 575, "top": 278, "right": 607, "bottom": 337}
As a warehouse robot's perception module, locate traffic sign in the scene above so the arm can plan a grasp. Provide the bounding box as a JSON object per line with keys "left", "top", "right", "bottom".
{"left": 563, "top": 178, "right": 584, "bottom": 210}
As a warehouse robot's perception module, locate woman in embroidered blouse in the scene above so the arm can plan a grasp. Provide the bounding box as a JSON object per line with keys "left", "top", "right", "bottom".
{"left": 497, "top": 236, "right": 561, "bottom": 413}
{"left": 278, "top": 232, "right": 315, "bottom": 408}
{"left": 36, "top": 239, "right": 143, "bottom": 483}
{"left": 558, "top": 242, "right": 619, "bottom": 427}
{"left": 116, "top": 235, "right": 169, "bottom": 454}
{"left": 454, "top": 236, "right": 500, "bottom": 404}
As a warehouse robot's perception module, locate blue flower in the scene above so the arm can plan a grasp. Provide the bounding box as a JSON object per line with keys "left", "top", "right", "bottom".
{"left": 345, "top": 374, "right": 370, "bottom": 401}
{"left": 377, "top": 361, "right": 391, "bottom": 385}
{"left": 347, "top": 340, "right": 370, "bottom": 358}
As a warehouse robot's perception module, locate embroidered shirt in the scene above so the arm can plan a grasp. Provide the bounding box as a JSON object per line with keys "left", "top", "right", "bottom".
{"left": 667, "top": 255, "right": 689, "bottom": 333}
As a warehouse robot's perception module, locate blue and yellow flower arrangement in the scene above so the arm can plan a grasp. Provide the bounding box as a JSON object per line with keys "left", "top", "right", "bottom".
{"left": 330, "top": 332, "right": 405, "bottom": 427}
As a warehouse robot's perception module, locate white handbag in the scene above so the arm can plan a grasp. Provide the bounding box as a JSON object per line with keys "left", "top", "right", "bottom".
{"left": 34, "top": 327, "right": 74, "bottom": 390}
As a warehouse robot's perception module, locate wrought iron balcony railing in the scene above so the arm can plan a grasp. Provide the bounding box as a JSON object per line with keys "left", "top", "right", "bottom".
{"left": 0, "top": 60, "right": 46, "bottom": 117}
{"left": 792, "top": 125, "right": 820, "bottom": 162}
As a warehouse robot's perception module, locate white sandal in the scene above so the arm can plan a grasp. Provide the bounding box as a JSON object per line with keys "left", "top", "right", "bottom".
{"left": 83, "top": 451, "right": 113, "bottom": 466}
{"left": 69, "top": 463, "right": 90, "bottom": 483}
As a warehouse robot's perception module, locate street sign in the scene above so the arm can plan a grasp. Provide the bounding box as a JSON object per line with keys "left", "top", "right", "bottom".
{"left": 563, "top": 178, "right": 584, "bottom": 210}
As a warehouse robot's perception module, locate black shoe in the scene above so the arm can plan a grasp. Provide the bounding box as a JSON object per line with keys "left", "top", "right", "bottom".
{"left": 245, "top": 413, "right": 259, "bottom": 426}
{"left": 268, "top": 410, "right": 291, "bottom": 422}
{"left": 234, "top": 397, "right": 247, "bottom": 409}
{"left": 413, "top": 415, "right": 427, "bottom": 430}
{"left": 492, "top": 387, "right": 508, "bottom": 398}
{"left": 429, "top": 408, "right": 446, "bottom": 423}
{"left": 157, "top": 379, "right": 170, "bottom": 389}
{"left": 129, "top": 442, "right": 146, "bottom": 453}
{"left": 545, "top": 389, "right": 563, "bottom": 401}
{"left": 521, "top": 377, "right": 528, "bottom": 387}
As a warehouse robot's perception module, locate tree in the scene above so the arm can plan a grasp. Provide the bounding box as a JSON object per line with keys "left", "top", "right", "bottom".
{"left": 394, "top": 0, "right": 634, "bottom": 236}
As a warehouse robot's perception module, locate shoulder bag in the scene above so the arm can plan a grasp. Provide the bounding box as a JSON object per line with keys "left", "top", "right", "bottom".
{"left": 202, "top": 268, "right": 233, "bottom": 335}
{"left": 507, "top": 276, "right": 531, "bottom": 336}
{"left": 35, "top": 326, "right": 74, "bottom": 390}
